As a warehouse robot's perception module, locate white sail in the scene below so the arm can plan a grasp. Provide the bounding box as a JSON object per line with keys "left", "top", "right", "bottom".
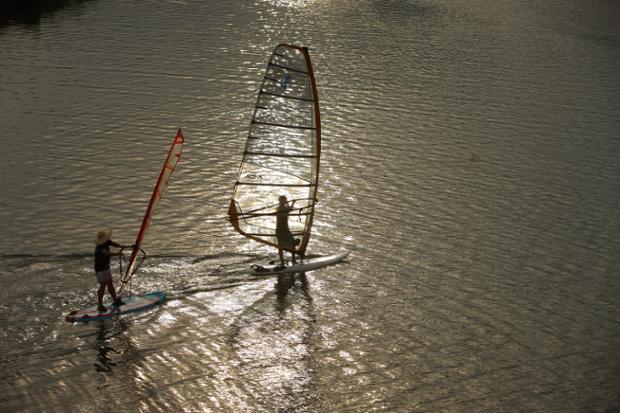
{"left": 229, "top": 44, "right": 320, "bottom": 257}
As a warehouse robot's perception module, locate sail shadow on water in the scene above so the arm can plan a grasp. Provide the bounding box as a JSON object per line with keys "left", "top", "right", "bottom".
{"left": 227, "top": 272, "right": 319, "bottom": 411}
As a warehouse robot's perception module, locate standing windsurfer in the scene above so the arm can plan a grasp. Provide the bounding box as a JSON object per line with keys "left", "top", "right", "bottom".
{"left": 276, "top": 195, "right": 298, "bottom": 267}
{"left": 94, "top": 230, "right": 129, "bottom": 312}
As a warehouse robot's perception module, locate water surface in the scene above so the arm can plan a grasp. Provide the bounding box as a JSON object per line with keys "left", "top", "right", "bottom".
{"left": 1, "top": 0, "right": 619, "bottom": 411}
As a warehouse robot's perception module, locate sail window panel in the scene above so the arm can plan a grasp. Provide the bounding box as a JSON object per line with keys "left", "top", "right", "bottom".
{"left": 234, "top": 184, "right": 312, "bottom": 241}
{"left": 272, "top": 46, "right": 307, "bottom": 73}
{"left": 240, "top": 154, "right": 314, "bottom": 186}
{"left": 256, "top": 93, "right": 314, "bottom": 115}
{"left": 254, "top": 95, "right": 314, "bottom": 129}
{"left": 241, "top": 155, "right": 315, "bottom": 184}
{"left": 269, "top": 59, "right": 307, "bottom": 75}
{"left": 249, "top": 123, "right": 315, "bottom": 141}
{"left": 263, "top": 72, "right": 313, "bottom": 101}
{"left": 235, "top": 186, "right": 311, "bottom": 223}
{"left": 240, "top": 221, "right": 308, "bottom": 240}
{"left": 239, "top": 159, "right": 311, "bottom": 186}
{"left": 274, "top": 44, "right": 303, "bottom": 58}
{"left": 264, "top": 66, "right": 313, "bottom": 101}
{"left": 271, "top": 48, "right": 304, "bottom": 66}
{"left": 246, "top": 131, "right": 315, "bottom": 158}
{"left": 261, "top": 77, "right": 312, "bottom": 102}
{"left": 244, "top": 145, "right": 316, "bottom": 159}
{"left": 235, "top": 175, "right": 311, "bottom": 213}
{"left": 248, "top": 124, "right": 316, "bottom": 156}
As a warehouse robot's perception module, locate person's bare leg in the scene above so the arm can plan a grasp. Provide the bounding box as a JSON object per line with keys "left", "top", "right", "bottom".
{"left": 107, "top": 280, "right": 118, "bottom": 302}
{"left": 97, "top": 284, "right": 106, "bottom": 311}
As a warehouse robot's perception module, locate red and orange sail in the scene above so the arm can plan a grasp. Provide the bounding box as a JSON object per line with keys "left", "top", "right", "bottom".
{"left": 118, "top": 129, "right": 184, "bottom": 295}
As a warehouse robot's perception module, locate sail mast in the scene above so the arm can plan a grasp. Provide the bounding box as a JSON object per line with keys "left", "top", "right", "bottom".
{"left": 229, "top": 44, "right": 320, "bottom": 257}
{"left": 300, "top": 46, "right": 320, "bottom": 255}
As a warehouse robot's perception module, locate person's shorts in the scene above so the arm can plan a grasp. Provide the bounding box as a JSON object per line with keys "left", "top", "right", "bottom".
{"left": 96, "top": 269, "right": 112, "bottom": 284}
{"left": 276, "top": 231, "right": 296, "bottom": 250}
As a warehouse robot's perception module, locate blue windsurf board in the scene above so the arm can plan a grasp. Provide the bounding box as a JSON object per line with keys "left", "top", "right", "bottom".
{"left": 65, "top": 291, "right": 166, "bottom": 323}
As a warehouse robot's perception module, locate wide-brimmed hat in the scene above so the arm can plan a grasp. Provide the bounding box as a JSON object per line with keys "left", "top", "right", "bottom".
{"left": 95, "top": 230, "right": 113, "bottom": 245}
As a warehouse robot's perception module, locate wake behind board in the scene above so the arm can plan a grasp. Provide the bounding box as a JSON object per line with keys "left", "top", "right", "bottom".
{"left": 249, "top": 250, "right": 350, "bottom": 275}
{"left": 65, "top": 291, "right": 166, "bottom": 323}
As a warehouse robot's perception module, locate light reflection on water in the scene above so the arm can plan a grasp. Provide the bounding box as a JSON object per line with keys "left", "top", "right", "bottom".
{"left": 1, "top": 0, "right": 620, "bottom": 412}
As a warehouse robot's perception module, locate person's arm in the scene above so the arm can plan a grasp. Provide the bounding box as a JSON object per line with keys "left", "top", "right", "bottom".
{"left": 105, "top": 241, "right": 129, "bottom": 256}
{"left": 102, "top": 250, "right": 122, "bottom": 257}
{"left": 109, "top": 240, "right": 129, "bottom": 249}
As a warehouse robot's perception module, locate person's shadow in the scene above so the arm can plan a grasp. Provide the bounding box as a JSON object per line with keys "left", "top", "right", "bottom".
{"left": 275, "top": 272, "right": 312, "bottom": 314}
{"left": 93, "top": 320, "right": 130, "bottom": 372}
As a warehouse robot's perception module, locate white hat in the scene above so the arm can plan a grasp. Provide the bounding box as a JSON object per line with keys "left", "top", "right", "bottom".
{"left": 95, "top": 230, "right": 113, "bottom": 245}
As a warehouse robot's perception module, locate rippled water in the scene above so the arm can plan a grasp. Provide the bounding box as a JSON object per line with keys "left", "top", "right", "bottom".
{"left": 1, "top": 0, "right": 619, "bottom": 412}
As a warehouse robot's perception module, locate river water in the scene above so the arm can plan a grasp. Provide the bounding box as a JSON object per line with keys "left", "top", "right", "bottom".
{"left": 1, "top": 0, "right": 619, "bottom": 412}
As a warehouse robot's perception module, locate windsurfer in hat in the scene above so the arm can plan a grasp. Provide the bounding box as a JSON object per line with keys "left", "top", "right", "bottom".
{"left": 94, "top": 230, "right": 130, "bottom": 312}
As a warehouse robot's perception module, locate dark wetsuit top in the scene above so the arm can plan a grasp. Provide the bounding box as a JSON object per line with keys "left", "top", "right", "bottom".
{"left": 276, "top": 204, "right": 295, "bottom": 249}
{"left": 94, "top": 240, "right": 112, "bottom": 272}
{"left": 276, "top": 204, "right": 293, "bottom": 233}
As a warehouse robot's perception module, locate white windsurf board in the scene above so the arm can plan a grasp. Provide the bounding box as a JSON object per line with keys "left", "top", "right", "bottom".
{"left": 249, "top": 250, "right": 350, "bottom": 275}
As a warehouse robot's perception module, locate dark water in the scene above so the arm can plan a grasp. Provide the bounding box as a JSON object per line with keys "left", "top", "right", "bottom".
{"left": 1, "top": 0, "right": 619, "bottom": 411}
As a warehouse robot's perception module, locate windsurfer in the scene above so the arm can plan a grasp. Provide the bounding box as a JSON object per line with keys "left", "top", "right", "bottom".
{"left": 94, "top": 230, "right": 129, "bottom": 312}
{"left": 276, "top": 195, "right": 298, "bottom": 267}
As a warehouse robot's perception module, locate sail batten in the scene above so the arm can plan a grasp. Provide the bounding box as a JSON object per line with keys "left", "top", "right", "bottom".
{"left": 244, "top": 151, "right": 317, "bottom": 159}
{"left": 236, "top": 182, "right": 316, "bottom": 187}
{"left": 238, "top": 210, "right": 313, "bottom": 218}
{"left": 268, "top": 62, "right": 309, "bottom": 74}
{"left": 259, "top": 90, "right": 314, "bottom": 102}
{"left": 251, "top": 121, "right": 316, "bottom": 130}
{"left": 229, "top": 44, "right": 320, "bottom": 257}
